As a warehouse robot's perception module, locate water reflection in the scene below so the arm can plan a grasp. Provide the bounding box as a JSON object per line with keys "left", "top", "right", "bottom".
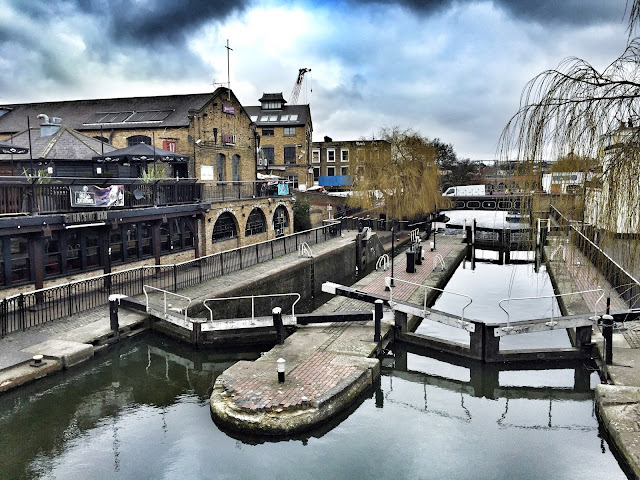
{"left": 0, "top": 334, "right": 629, "bottom": 480}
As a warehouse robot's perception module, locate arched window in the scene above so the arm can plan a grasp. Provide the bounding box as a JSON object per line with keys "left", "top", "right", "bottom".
{"left": 273, "top": 205, "right": 289, "bottom": 237}
{"left": 212, "top": 212, "right": 238, "bottom": 242}
{"left": 127, "top": 135, "right": 151, "bottom": 147}
{"left": 245, "top": 208, "right": 266, "bottom": 236}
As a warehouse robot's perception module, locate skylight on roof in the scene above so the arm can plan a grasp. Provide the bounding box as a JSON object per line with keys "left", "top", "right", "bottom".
{"left": 84, "top": 111, "right": 133, "bottom": 124}
{"left": 260, "top": 115, "right": 269, "bottom": 121}
{"left": 127, "top": 110, "right": 173, "bottom": 122}
{"left": 290, "top": 114, "right": 298, "bottom": 121}
{"left": 269, "top": 115, "right": 278, "bottom": 121}
{"left": 251, "top": 116, "right": 258, "bottom": 122}
{"left": 280, "top": 115, "right": 289, "bottom": 121}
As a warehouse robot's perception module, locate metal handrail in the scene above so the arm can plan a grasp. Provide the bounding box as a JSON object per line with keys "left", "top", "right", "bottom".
{"left": 376, "top": 254, "right": 390, "bottom": 271}
{"left": 410, "top": 228, "right": 420, "bottom": 243}
{"left": 143, "top": 285, "right": 192, "bottom": 324}
{"left": 550, "top": 244, "right": 566, "bottom": 262}
{"left": 385, "top": 276, "right": 473, "bottom": 324}
{"left": 432, "top": 254, "right": 445, "bottom": 272}
{"left": 298, "top": 242, "right": 313, "bottom": 258}
{"left": 203, "top": 293, "right": 301, "bottom": 323}
{"left": 498, "top": 287, "right": 605, "bottom": 331}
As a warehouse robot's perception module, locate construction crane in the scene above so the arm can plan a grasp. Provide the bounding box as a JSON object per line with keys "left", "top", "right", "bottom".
{"left": 289, "top": 68, "right": 311, "bottom": 105}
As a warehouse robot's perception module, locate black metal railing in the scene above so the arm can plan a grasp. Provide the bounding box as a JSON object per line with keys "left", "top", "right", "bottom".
{"left": 200, "top": 181, "right": 289, "bottom": 202}
{"left": 0, "top": 177, "right": 203, "bottom": 215}
{"left": 550, "top": 205, "right": 640, "bottom": 308}
{"left": 0, "top": 222, "right": 342, "bottom": 337}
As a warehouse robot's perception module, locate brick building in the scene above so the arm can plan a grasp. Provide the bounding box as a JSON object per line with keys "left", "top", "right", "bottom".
{"left": 0, "top": 87, "right": 257, "bottom": 182}
{"left": 310, "top": 138, "right": 391, "bottom": 189}
{"left": 245, "top": 93, "right": 313, "bottom": 189}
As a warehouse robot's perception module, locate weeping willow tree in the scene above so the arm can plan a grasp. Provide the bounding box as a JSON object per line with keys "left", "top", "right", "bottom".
{"left": 499, "top": 1, "right": 640, "bottom": 276}
{"left": 351, "top": 127, "right": 445, "bottom": 220}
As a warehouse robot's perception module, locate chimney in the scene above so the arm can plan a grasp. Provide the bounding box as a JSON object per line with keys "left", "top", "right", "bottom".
{"left": 37, "top": 114, "right": 62, "bottom": 137}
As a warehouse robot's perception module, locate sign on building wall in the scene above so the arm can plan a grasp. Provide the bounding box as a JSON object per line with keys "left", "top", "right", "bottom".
{"left": 222, "top": 104, "right": 235, "bottom": 115}
{"left": 201, "top": 165, "right": 214, "bottom": 180}
{"left": 69, "top": 185, "right": 124, "bottom": 208}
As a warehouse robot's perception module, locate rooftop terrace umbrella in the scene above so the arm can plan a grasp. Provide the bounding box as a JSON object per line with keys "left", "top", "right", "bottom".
{"left": 0, "top": 140, "right": 29, "bottom": 155}
{"left": 92, "top": 142, "right": 188, "bottom": 163}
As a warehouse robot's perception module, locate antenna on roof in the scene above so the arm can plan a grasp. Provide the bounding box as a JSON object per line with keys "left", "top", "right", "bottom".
{"left": 225, "top": 39, "right": 233, "bottom": 101}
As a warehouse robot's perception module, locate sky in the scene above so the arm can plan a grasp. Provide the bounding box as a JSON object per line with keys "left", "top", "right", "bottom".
{"left": 0, "top": 0, "right": 634, "bottom": 160}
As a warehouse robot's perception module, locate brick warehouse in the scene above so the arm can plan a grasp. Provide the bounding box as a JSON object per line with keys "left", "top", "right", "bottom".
{"left": 0, "top": 88, "right": 294, "bottom": 292}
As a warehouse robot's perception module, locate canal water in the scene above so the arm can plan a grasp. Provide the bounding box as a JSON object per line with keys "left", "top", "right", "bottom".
{"left": 0, "top": 210, "right": 629, "bottom": 479}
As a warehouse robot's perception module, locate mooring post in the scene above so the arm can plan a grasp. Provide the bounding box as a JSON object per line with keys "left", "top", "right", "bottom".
{"left": 374, "top": 299, "right": 383, "bottom": 342}
{"left": 602, "top": 314, "right": 614, "bottom": 365}
{"left": 273, "top": 306, "right": 284, "bottom": 344}
{"left": 108, "top": 294, "right": 119, "bottom": 335}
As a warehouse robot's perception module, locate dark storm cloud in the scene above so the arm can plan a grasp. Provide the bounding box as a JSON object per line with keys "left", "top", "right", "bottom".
{"left": 12, "top": 0, "right": 252, "bottom": 46}
{"left": 351, "top": 0, "right": 627, "bottom": 26}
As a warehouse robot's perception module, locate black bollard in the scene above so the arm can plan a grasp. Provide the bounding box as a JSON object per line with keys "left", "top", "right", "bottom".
{"left": 374, "top": 299, "right": 383, "bottom": 342}
{"left": 108, "top": 295, "right": 119, "bottom": 334}
{"left": 273, "top": 307, "right": 284, "bottom": 344}
{"left": 602, "top": 314, "right": 614, "bottom": 365}
{"left": 415, "top": 242, "right": 422, "bottom": 265}
{"left": 406, "top": 249, "right": 416, "bottom": 273}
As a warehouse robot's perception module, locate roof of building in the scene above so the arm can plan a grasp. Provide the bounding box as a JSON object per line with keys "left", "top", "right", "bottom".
{"left": 0, "top": 88, "right": 244, "bottom": 135}
{"left": 245, "top": 104, "right": 311, "bottom": 128}
{"left": 0, "top": 126, "right": 117, "bottom": 161}
{"left": 258, "top": 93, "right": 286, "bottom": 103}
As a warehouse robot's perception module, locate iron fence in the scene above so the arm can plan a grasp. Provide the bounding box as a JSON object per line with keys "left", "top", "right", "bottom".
{"left": 0, "top": 222, "right": 342, "bottom": 337}
{"left": 0, "top": 177, "right": 203, "bottom": 215}
{"left": 550, "top": 205, "right": 640, "bottom": 309}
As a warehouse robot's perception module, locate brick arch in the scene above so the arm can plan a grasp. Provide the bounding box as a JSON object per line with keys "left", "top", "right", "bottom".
{"left": 212, "top": 211, "right": 239, "bottom": 243}
{"left": 245, "top": 207, "right": 267, "bottom": 236}
{"left": 272, "top": 205, "right": 290, "bottom": 236}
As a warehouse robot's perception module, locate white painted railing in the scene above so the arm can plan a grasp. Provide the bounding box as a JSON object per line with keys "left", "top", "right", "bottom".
{"left": 143, "top": 285, "right": 192, "bottom": 324}
{"left": 203, "top": 293, "right": 301, "bottom": 323}
{"left": 298, "top": 242, "right": 313, "bottom": 258}
{"left": 498, "top": 287, "right": 605, "bottom": 331}
{"left": 433, "top": 254, "right": 445, "bottom": 272}
{"left": 385, "top": 276, "right": 473, "bottom": 324}
{"left": 376, "top": 254, "right": 390, "bottom": 271}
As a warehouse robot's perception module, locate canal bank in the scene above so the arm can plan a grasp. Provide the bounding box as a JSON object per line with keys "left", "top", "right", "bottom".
{"left": 544, "top": 237, "right": 640, "bottom": 479}
{"left": 0, "top": 229, "right": 373, "bottom": 393}
{"left": 209, "top": 234, "right": 467, "bottom": 435}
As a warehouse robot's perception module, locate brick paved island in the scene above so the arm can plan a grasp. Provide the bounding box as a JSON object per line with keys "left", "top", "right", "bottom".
{"left": 210, "top": 234, "right": 466, "bottom": 435}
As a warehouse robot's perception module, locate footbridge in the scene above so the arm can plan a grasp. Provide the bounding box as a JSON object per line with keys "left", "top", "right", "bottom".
{"left": 321, "top": 280, "right": 640, "bottom": 363}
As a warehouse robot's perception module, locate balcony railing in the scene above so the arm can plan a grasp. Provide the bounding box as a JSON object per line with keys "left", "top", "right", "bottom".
{"left": 200, "top": 181, "right": 291, "bottom": 202}
{"left": 0, "top": 177, "right": 204, "bottom": 215}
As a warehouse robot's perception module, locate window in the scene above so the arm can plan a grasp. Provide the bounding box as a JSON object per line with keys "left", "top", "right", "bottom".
{"left": 250, "top": 115, "right": 258, "bottom": 122}
{"left": 262, "top": 146, "right": 275, "bottom": 165}
{"left": 212, "top": 212, "right": 238, "bottom": 242}
{"left": 312, "top": 149, "right": 320, "bottom": 163}
{"left": 269, "top": 115, "right": 278, "bottom": 121}
{"left": 327, "top": 149, "right": 335, "bottom": 162}
{"left": 327, "top": 166, "right": 335, "bottom": 176}
{"left": 45, "top": 234, "right": 61, "bottom": 276}
{"left": 260, "top": 115, "right": 269, "bottom": 121}
{"left": 127, "top": 135, "right": 151, "bottom": 147}
{"left": 341, "top": 166, "right": 349, "bottom": 176}
{"left": 110, "top": 228, "right": 123, "bottom": 263}
{"left": 273, "top": 205, "right": 290, "bottom": 236}
{"left": 262, "top": 127, "right": 274, "bottom": 136}
{"left": 284, "top": 146, "right": 296, "bottom": 164}
{"left": 232, "top": 154, "right": 240, "bottom": 182}
{"left": 289, "top": 114, "right": 298, "bottom": 121}
{"left": 313, "top": 167, "right": 320, "bottom": 182}
{"left": 285, "top": 174, "right": 298, "bottom": 189}
{"left": 245, "top": 208, "right": 266, "bottom": 236}
{"left": 10, "top": 237, "right": 30, "bottom": 284}
{"left": 66, "top": 232, "right": 82, "bottom": 272}
{"left": 262, "top": 101, "right": 282, "bottom": 110}
{"left": 126, "top": 110, "right": 173, "bottom": 122}
{"left": 341, "top": 149, "right": 349, "bottom": 162}
{"left": 284, "top": 127, "right": 296, "bottom": 136}
{"left": 217, "top": 153, "right": 226, "bottom": 181}
{"left": 280, "top": 115, "right": 289, "bottom": 121}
